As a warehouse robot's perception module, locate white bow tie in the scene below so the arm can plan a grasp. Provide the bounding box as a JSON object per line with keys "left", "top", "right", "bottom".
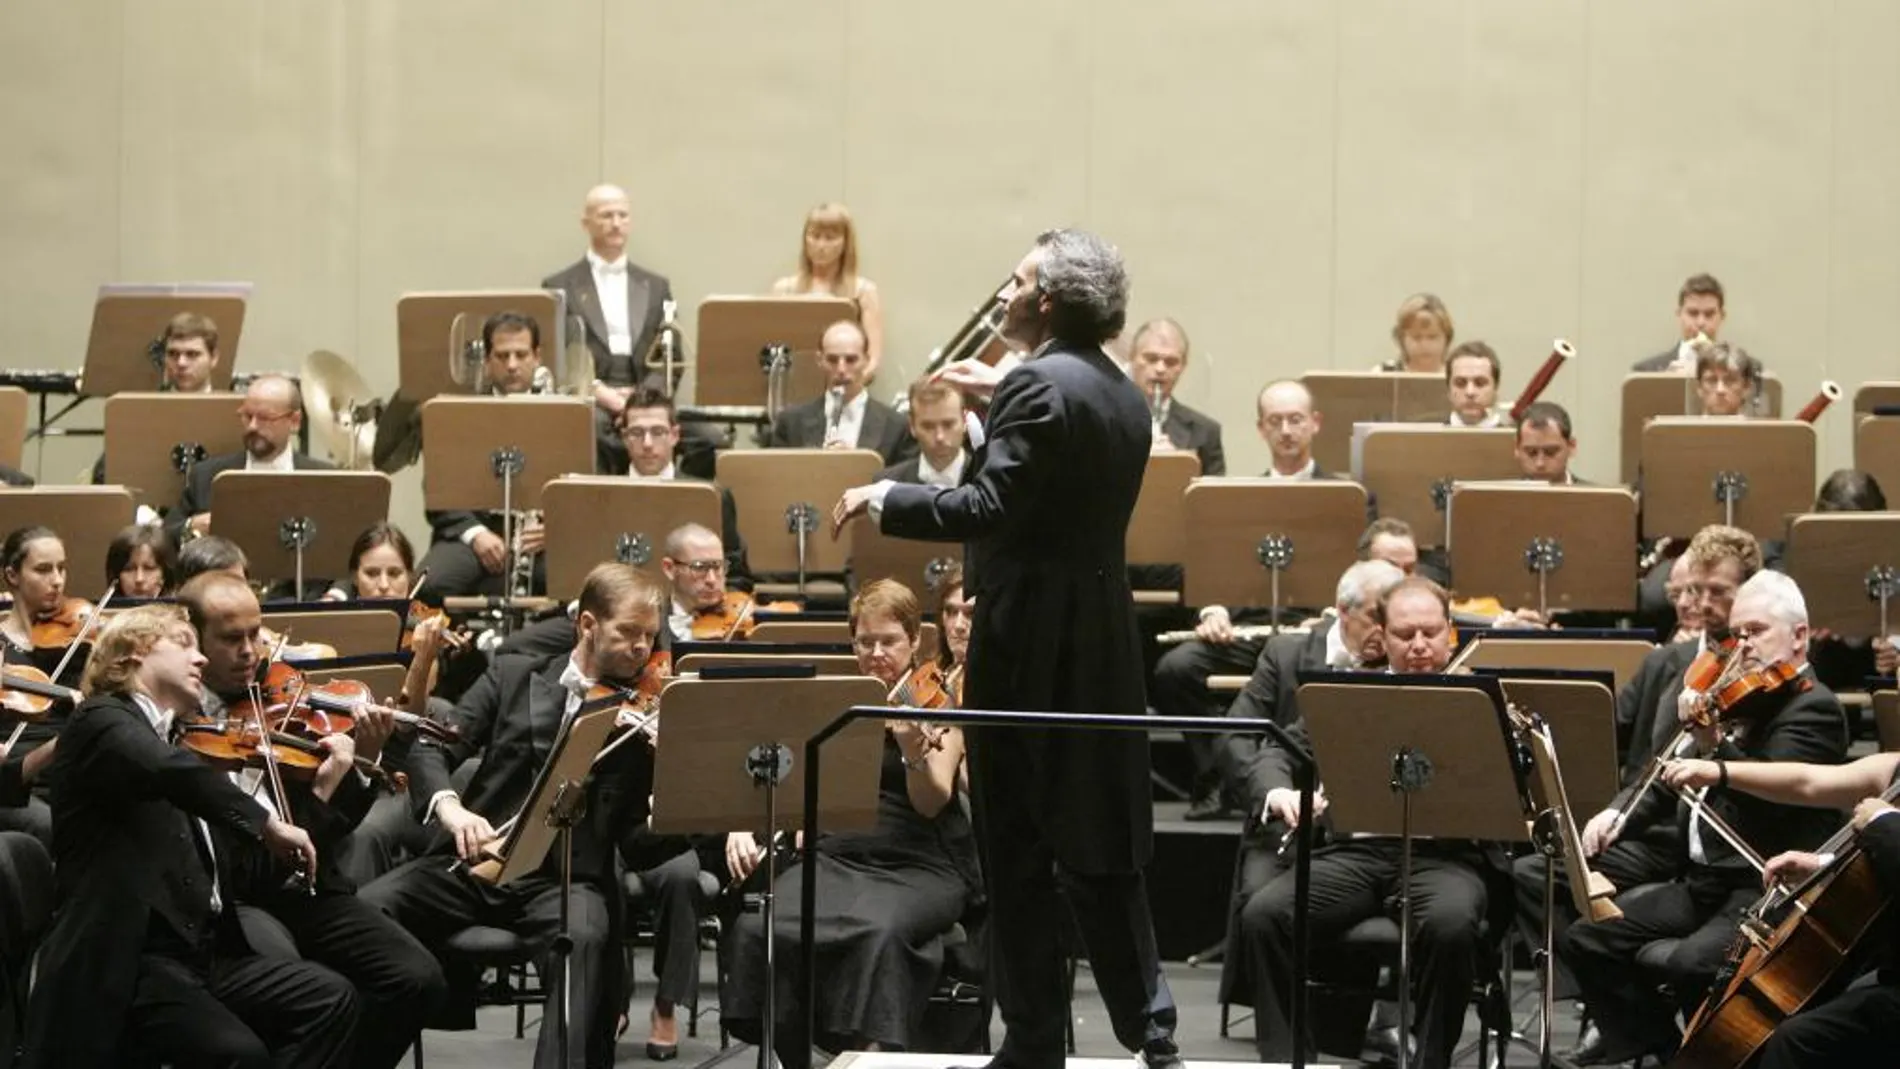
{"left": 596, "top": 260, "right": 627, "bottom": 277}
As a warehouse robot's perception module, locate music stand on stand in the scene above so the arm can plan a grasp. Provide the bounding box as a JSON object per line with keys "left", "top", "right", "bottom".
{"left": 1453, "top": 631, "right": 1658, "bottom": 697}
{"left": 846, "top": 516, "right": 961, "bottom": 594}
{"left": 208, "top": 471, "right": 392, "bottom": 596}
{"left": 1182, "top": 479, "right": 1367, "bottom": 624}
{"left": 538, "top": 476, "right": 722, "bottom": 599}
{"left": 1639, "top": 419, "right": 1816, "bottom": 543}
{"left": 694, "top": 296, "right": 857, "bottom": 412}
{"left": 102, "top": 393, "right": 246, "bottom": 509}
{"left": 717, "top": 449, "right": 880, "bottom": 595}
{"left": 0, "top": 387, "right": 26, "bottom": 471}
{"left": 1784, "top": 514, "right": 1900, "bottom": 643}
{"left": 420, "top": 397, "right": 594, "bottom": 626}
{"left": 1298, "top": 673, "right": 1532, "bottom": 1069}
{"left": 394, "top": 291, "right": 568, "bottom": 404}
{"left": 82, "top": 283, "right": 252, "bottom": 397}
{"left": 1301, "top": 372, "right": 1449, "bottom": 475}
{"left": 650, "top": 675, "right": 888, "bottom": 1069}
{"left": 1620, "top": 373, "right": 1786, "bottom": 485}
{"left": 1448, "top": 484, "right": 1639, "bottom": 617}
{"left": 1856, "top": 416, "right": 1900, "bottom": 503}
{"left": 1126, "top": 452, "right": 1200, "bottom": 605}
{"left": 1356, "top": 427, "right": 1519, "bottom": 547}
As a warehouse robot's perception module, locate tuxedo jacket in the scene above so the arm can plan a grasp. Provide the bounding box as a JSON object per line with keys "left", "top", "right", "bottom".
{"left": 1161, "top": 399, "right": 1226, "bottom": 476}
{"left": 542, "top": 256, "right": 677, "bottom": 389}
{"left": 768, "top": 394, "right": 917, "bottom": 468}
{"left": 1632, "top": 347, "right": 1681, "bottom": 372}
{"left": 25, "top": 693, "right": 272, "bottom": 1069}
{"left": 166, "top": 450, "right": 336, "bottom": 545}
{"left": 406, "top": 651, "right": 651, "bottom": 888}
{"left": 880, "top": 342, "right": 1152, "bottom": 874}
{"left": 1217, "top": 622, "right": 1333, "bottom": 823}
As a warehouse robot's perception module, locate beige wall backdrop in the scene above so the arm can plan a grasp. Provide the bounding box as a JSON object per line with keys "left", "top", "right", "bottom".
{"left": 3, "top": 0, "right": 1896, "bottom": 531}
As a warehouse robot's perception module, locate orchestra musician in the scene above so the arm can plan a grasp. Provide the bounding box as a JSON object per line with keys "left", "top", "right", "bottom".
{"left": 1445, "top": 341, "right": 1504, "bottom": 428}
{"left": 22, "top": 604, "right": 352, "bottom": 1069}
{"left": 106, "top": 522, "right": 177, "bottom": 599}
{"left": 414, "top": 310, "right": 552, "bottom": 604}
{"left": 616, "top": 388, "right": 751, "bottom": 583}
{"left": 660, "top": 523, "right": 733, "bottom": 642}
{"left": 721, "top": 579, "right": 978, "bottom": 1068}
{"left": 767, "top": 319, "right": 916, "bottom": 467}
{"left": 1153, "top": 378, "right": 1368, "bottom": 821}
{"left": 1632, "top": 273, "right": 1730, "bottom": 372}
{"left": 1557, "top": 570, "right": 1849, "bottom": 1066}
{"left": 180, "top": 572, "right": 446, "bottom": 1069}
{"left": 1, "top": 526, "right": 88, "bottom": 844}
{"left": 168, "top": 374, "right": 336, "bottom": 547}
{"left": 359, "top": 562, "right": 669, "bottom": 1069}
{"left": 1376, "top": 293, "right": 1455, "bottom": 373}
{"left": 1659, "top": 750, "right": 1900, "bottom": 1067}
{"left": 91, "top": 312, "right": 224, "bottom": 485}
{"left": 834, "top": 229, "right": 1183, "bottom": 1069}
{"left": 1128, "top": 317, "right": 1225, "bottom": 475}
{"left": 877, "top": 379, "right": 970, "bottom": 488}
{"left": 1513, "top": 401, "right": 1581, "bottom": 485}
{"left": 1694, "top": 340, "right": 1764, "bottom": 418}
{"left": 771, "top": 202, "right": 886, "bottom": 381}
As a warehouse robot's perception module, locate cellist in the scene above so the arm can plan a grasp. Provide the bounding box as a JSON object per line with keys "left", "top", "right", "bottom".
{"left": 1662, "top": 751, "right": 1900, "bottom": 1066}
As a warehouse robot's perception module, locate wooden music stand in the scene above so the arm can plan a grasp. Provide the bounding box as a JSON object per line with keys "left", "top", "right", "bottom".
{"left": 847, "top": 516, "right": 960, "bottom": 596}
{"left": 1301, "top": 371, "right": 1449, "bottom": 475}
{"left": 1619, "top": 372, "right": 1786, "bottom": 485}
{"left": 716, "top": 449, "right": 880, "bottom": 587}
{"left": 260, "top": 609, "right": 404, "bottom": 657}
{"left": 675, "top": 652, "right": 863, "bottom": 676}
{"left": 694, "top": 296, "right": 855, "bottom": 408}
{"left": 538, "top": 476, "right": 722, "bottom": 600}
{"left": 102, "top": 393, "right": 245, "bottom": 507}
{"left": 1356, "top": 427, "right": 1518, "bottom": 547}
{"left": 1181, "top": 479, "right": 1367, "bottom": 614}
{"left": 1127, "top": 453, "right": 1199, "bottom": 581}
{"left": 1448, "top": 484, "right": 1638, "bottom": 613}
{"left": 82, "top": 283, "right": 251, "bottom": 396}
{"left": 1454, "top": 633, "right": 1657, "bottom": 697}
{"left": 1488, "top": 674, "right": 1621, "bottom": 817}
{"left": 209, "top": 471, "right": 392, "bottom": 592}
{"left": 395, "top": 291, "right": 567, "bottom": 402}
{"left": 1639, "top": 419, "right": 1816, "bottom": 542}
{"left": 1783, "top": 514, "right": 1900, "bottom": 637}
{"left": 1856, "top": 415, "right": 1900, "bottom": 500}
{"left": 0, "top": 387, "right": 26, "bottom": 470}
{"left": 419, "top": 398, "right": 595, "bottom": 514}
{"left": 0, "top": 487, "right": 135, "bottom": 589}
{"left": 1853, "top": 382, "right": 1900, "bottom": 417}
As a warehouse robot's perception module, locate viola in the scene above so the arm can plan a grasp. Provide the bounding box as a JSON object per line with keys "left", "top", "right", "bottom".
{"left": 887, "top": 661, "right": 953, "bottom": 710}
{"left": 689, "top": 591, "right": 797, "bottom": 641}
{"left": 0, "top": 665, "right": 83, "bottom": 722}
{"left": 28, "top": 597, "right": 96, "bottom": 650}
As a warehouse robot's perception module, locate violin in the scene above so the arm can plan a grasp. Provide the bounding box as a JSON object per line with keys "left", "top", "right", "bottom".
{"left": 1, "top": 665, "right": 83, "bottom": 722}
{"left": 28, "top": 597, "right": 96, "bottom": 650}
{"left": 689, "top": 591, "right": 797, "bottom": 641}
{"left": 258, "top": 625, "right": 339, "bottom": 663}
{"left": 887, "top": 661, "right": 954, "bottom": 710}
{"left": 177, "top": 716, "right": 402, "bottom": 791}
{"left": 401, "top": 599, "right": 470, "bottom": 653}
{"left": 233, "top": 660, "right": 461, "bottom": 746}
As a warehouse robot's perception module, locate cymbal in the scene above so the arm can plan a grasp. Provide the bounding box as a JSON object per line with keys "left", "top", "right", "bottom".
{"left": 300, "top": 349, "right": 380, "bottom": 471}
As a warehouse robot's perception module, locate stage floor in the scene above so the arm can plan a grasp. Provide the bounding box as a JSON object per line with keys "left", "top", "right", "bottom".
{"left": 831, "top": 1054, "right": 1339, "bottom": 1069}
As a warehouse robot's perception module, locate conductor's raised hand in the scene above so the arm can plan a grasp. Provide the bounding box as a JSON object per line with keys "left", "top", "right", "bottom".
{"left": 831, "top": 484, "right": 879, "bottom": 540}
{"left": 933, "top": 358, "right": 1005, "bottom": 404}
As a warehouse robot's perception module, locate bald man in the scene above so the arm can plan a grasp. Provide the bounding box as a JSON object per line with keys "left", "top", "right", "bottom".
{"left": 766, "top": 319, "right": 916, "bottom": 467}
{"left": 167, "top": 374, "right": 334, "bottom": 547}
{"left": 542, "top": 183, "right": 697, "bottom": 473}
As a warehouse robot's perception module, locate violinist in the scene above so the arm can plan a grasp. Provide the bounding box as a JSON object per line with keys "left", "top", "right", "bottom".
{"left": 1556, "top": 570, "right": 1848, "bottom": 1066}
{"left": 1, "top": 527, "right": 92, "bottom": 846}
{"left": 21, "top": 604, "right": 354, "bottom": 1069}
{"left": 618, "top": 389, "right": 751, "bottom": 582}
{"left": 721, "top": 578, "right": 977, "bottom": 1069}
{"left": 105, "top": 522, "right": 177, "bottom": 599}
{"left": 660, "top": 522, "right": 736, "bottom": 642}
{"left": 322, "top": 521, "right": 417, "bottom": 602}
{"left": 359, "top": 562, "right": 669, "bottom": 1069}
{"left": 180, "top": 572, "right": 446, "bottom": 1069}
{"left": 935, "top": 561, "right": 971, "bottom": 684}
{"left": 1659, "top": 751, "right": 1900, "bottom": 1067}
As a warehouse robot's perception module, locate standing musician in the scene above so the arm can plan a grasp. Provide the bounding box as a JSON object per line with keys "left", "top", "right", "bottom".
{"left": 1445, "top": 341, "right": 1504, "bottom": 428}
{"left": 107, "top": 522, "right": 178, "bottom": 599}
{"left": 1556, "top": 570, "right": 1849, "bottom": 1066}
{"left": 1237, "top": 577, "right": 1499, "bottom": 1069}
{"left": 721, "top": 579, "right": 977, "bottom": 1067}
{"left": 877, "top": 379, "right": 970, "bottom": 487}
{"left": 1376, "top": 293, "right": 1455, "bottom": 373}
{"left": 1128, "top": 317, "right": 1225, "bottom": 475}
{"left": 618, "top": 389, "right": 751, "bottom": 583}
{"left": 1660, "top": 751, "right": 1900, "bottom": 1066}
{"left": 771, "top": 202, "right": 887, "bottom": 380}
{"left": 1155, "top": 379, "right": 1369, "bottom": 820}
{"left": 1632, "top": 273, "right": 1730, "bottom": 372}
{"left": 414, "top": 310, "right": 552, "bottom": 605}
{"left": 359, "top": 562, "right": 669, "bottom": 1069}
{"left": 180, "top": 572, "right": 446, "bottom": 1069}
{"left": 833, "top": 229, "right": 1183, "bottom": 1069}
{"left": 767, "top": 319, "right": 915, "bottom": 467}
{"left": 22, "top": 604, "right": 355, "bottom": 1069}
{"left": 168, "top": 374, "right": 336, "bottom": 546}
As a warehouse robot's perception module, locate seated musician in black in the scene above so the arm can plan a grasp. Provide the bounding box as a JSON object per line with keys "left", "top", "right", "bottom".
{"left": 411, "top": 310, "right": 555, "bottom": 605}
{"left": 1128, "top": 317, "right": 1225, "bottom": 474}
{"left": 0, "top": 525, "right": 89, "bottom": 845}
{"left": 107, "top": 522, "right": 178, "bottom": 599}
{"left": 166, "top": 374, "right": 336, "bottom": 548}
{"left": 22, "top": 604, "right": 354, "bottom": 1069}
{"left": 1153, "top": 379, "right": 1372, "bottom": 820}
{"left": 721, "top": 579, "right": 978, "bottom": 1068}
{"left": 1659, "top": 748, "right": 1900, "bottom": 1066}
{"left": 1235, "top": 576, "right": 1501, "bottom": 1069}
{"left": 617, "top": 389, "right": 750, "bottom": 584}
{"left": 360, "top": 562, "right": 668, "bottom": 1069}
{"left": 181, "top": 572, "right": 446, "bottom": 1069}
{"left": 1557, "top": 569, "right": 1848, "bottom": 1065}
{"left": 766, "top": 319, "right": 915, "bottom": 467}
{"left": 875, "top": 378, "right": 970, "bottom": 488}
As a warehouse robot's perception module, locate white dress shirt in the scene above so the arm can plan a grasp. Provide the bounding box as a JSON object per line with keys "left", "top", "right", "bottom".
{"left": 1323, "top": 622, "right": 1359, "bottom": 669}
{"left": 1450, "top": 411, "right": 1505, "bottom": 429}
{"left": 825, "top": 388, "right": 869, "bottom": 449}
{"left": 134, "top": 692, "right": 222, "bottom": 912}
{"left": 918, "top": 451, "right": 966, "bottom": 488}
{"left": 1266, "top": 458, "right": 1318, "bottom": 481}
{"left": 668, "top": 599, "right": 694, "bottom": 643}
{"left": 587, "top": 249, "right": 634, "bottom": 357}
{"left": 245, "top": 448, "right": 296, "bottom": 473}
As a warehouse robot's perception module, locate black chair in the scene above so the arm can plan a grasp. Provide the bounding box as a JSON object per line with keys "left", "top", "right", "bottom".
{"left": 0, "top": 832, "right": 55, "bottom": 1069}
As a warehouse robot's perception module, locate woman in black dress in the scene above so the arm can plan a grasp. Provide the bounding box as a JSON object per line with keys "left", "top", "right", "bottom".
{"left": 722, "top": 578, "right": 978, "bottom": 1065}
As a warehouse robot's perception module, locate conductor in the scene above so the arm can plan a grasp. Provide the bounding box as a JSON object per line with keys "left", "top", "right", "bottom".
{"left": 834, "top": 229, "right": 1180, "bottom": 1069}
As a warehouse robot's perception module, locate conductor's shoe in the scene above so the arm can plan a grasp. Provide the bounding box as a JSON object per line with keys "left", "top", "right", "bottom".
{"left": 1138, "top": 1039, "right": 1184, "bottom": 1069}
{"left": 1183, "top": 789, "right": 1231, "bottom": 822}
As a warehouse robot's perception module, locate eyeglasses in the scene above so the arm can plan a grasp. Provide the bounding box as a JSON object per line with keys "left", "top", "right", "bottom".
{"left": 670, "top": 559, "right": 727, "bottom": 576}
{"left": 237, "top": 409, "right": 295, "bottom": 425}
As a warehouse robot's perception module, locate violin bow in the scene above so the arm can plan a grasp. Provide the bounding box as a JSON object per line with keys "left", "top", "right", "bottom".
{"left": 45, "top": 585, "right": 115, "bottom": 685}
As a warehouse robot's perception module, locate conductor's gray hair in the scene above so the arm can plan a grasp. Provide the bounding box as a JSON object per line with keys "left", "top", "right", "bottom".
{"left": 1335, "top": 559, "right": 1406, "bottom": 613}
{"left": 1033, "top": 228, "right": 1129, "bottom": 345}
{"left": 1736, "top": 569, "right": 1808, "bottom": 629}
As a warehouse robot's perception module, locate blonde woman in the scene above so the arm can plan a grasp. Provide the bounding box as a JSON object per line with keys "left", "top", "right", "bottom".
{"left": 1377, "top": 292, "right": 1455, "bottom": 373}
{"left": 773, "top": 202, "right": 885, "bottom": 380}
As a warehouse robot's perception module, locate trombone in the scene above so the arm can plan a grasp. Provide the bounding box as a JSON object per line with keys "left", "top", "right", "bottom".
{"left": 898, "top": 276, "right": 1013, "bottom": 410}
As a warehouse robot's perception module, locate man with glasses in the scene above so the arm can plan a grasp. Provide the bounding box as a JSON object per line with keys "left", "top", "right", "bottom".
{"left": 767, "top": 319, "right": 915, "bottom": 467}
{"left": 621, "top": 390, "right": 750, "bottom": 584}
{"left": 167, "top": 374, "right": 333, "bottom": 547}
